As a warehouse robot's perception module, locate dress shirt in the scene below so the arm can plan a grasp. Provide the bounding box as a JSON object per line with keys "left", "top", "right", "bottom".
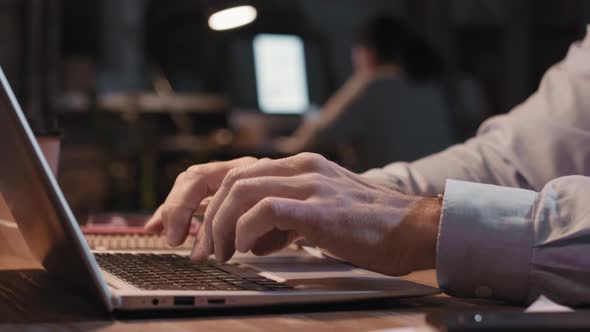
{"left": 363, "top": 26, "right": 590, "bottom": 305}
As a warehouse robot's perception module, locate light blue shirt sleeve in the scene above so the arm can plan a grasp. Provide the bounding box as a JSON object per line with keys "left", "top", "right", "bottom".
{"left": 437, "top": 177, "right": 590, "bottom": 306}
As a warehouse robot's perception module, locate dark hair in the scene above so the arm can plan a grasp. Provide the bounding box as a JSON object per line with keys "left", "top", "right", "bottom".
{"left": 357, "top": 16, "right": 443, "bottom": 82}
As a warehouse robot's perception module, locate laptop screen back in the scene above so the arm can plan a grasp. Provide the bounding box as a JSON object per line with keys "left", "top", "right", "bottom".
{"left": 0, "top": 67, "right": 112, "bottom": 311}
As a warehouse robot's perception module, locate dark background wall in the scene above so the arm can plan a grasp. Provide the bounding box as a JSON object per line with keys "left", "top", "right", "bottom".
{"left": 2, "top": 0, "right": 589, "bottom": 118}
{"left": 0, "top": 0, "right": 22, "bottom": 97}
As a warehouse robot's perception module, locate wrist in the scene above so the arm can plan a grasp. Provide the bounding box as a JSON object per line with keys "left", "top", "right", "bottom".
{"left": 412, "top": 196, "right": 442, "bottom": 270}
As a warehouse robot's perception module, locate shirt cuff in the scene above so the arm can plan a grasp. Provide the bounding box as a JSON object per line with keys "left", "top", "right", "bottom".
{"left": 436, "top": 179, "right": 538, "bottom": 302}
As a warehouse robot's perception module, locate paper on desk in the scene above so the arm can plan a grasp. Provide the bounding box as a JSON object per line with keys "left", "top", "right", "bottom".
{"left": 525, "top": 295, "right": 574, "bottom": 313}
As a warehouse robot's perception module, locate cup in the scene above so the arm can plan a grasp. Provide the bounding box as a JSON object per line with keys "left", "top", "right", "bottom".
{"left": 28, "top": 117, "right": 62, "bottom": 177}
{"left": 37, "top": 135, "right": 61, "bottom": 177}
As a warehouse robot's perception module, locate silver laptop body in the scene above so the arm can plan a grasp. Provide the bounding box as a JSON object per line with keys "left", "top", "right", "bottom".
{"left": 0, "top": 67, "right": 439, "bottom": 311}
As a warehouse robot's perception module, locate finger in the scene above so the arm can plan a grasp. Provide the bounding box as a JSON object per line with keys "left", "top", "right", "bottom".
{"left": 147, "top": 201, "right": 207, "bottom": 241}
{"left": 204, "top": 153, "right": 330, "bottom": 233}
{"left": 210, "top": 175, "right": 317, "bottom": 262}
{"left": 144, "top": 205, "right": 164, "bottom": 234}
{"left": 191, "top": 213, "right": 214, "bottom": 261}
{"left": 195, "top": 154, "right": 328, "bottom": 260}
{"left": 235, "top": 197, "right": 317, "bottom": 254}
{"left": 161, "top": 157, "right": 256, "bottom": 246}
{"left": 163, "top": 206, "right": 194, "bottom": 246}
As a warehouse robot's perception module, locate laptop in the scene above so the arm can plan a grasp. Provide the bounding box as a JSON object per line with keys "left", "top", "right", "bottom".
{"left": 0, "top": 67, "right": 439, "bottom": 312}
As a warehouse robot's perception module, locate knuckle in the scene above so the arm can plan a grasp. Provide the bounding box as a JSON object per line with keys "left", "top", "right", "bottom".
{"left": 254, "top": 157, "right": 273, "bottom": 168}
{"left": 240, "top": 156, "right": 258, "bottom": 163}
{"left": 298, "top": 151, "right": 320, "bottom": 161}
{"left": 224, "top": 166, "right": 245, "bottom": 184}
{"left": 203, "top": 206, "right": 215, "bottom": 222}
{"left": 174, "top": 171, "right": 186, "bottom": 183}
{"left": 298, "top": 152, "right": 326, "bottom": 171}
{"left": 186, "top": 165, "right": 201, "bottom": 174}
{"left": 259, "top": 197, "right": 279, "bottom": 216}
{"left": 184, "top": 165, "right": 207, "bottom": 180}
{"left": 230, "top": 178, "right": 253, "bottom": 196}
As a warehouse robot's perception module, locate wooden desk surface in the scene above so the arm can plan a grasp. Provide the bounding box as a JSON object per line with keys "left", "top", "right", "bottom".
{"left": 0, "top": 223, "right": 521, "bottom": 331}
{"left": 0, "top": 254, "right": 520, "bottom": 331}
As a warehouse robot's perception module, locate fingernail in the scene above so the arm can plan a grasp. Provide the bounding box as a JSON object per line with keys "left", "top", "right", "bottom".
{"left": 167, "top": 227, "right": 183, "bottom": 246}
{"left": 166, "top": 224, "right": 182, "bottom": 247}
{"left": 191, "top": 248, "right": 209, "bottom": 262}
{"left": 191, "top": 239, "right": 209, "bottom": 262}
{"left": 144, "top": 218, "right": 156, "bottom": 230}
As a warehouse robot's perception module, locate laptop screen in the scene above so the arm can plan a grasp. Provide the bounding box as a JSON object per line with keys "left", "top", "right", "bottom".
{"left": 0, "top": 67, "right": 112, "bottom": 311}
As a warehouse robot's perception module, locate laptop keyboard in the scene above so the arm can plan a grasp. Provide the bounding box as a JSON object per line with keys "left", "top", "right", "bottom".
{"left": 95, "top": 253, "right": 293, "bottom": 291}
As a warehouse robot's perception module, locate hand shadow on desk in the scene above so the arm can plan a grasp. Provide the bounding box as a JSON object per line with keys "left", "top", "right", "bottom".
{"left": 0, "top": 269, "right": 111, "bottom": 324}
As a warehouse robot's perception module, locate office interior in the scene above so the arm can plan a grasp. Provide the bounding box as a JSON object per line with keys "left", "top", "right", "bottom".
{"left": 1, "top": 0, "right": 589, "bottom": 220}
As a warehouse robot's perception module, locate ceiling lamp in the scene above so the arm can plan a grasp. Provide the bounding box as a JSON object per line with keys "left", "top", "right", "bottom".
{"left": 208, "top": 4, "right": 257, "bottom": 31}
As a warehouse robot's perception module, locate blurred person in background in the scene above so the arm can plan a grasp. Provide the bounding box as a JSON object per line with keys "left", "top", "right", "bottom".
{"left": 275, "top": 16, "right": 459, "bottom": 171}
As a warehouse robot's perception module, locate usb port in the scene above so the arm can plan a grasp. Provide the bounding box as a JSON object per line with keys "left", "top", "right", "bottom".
{"left": 173, "top": 296, "right": 195, "bottom": 306}
{"left": 207, "top": 298, "right": 226, "bottom": 305}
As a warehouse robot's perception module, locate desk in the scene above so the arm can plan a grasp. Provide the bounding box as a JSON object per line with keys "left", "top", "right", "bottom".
{"left": 0, "top": 222, "right": 520, "bottom": 330}
{"left": 0, "top": 253, "right": 520, "bottom": 331}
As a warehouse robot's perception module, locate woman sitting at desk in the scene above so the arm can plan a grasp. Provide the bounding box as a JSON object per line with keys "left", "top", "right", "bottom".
{"left": 276, "top": 16, "right": 478, "bottom": 172}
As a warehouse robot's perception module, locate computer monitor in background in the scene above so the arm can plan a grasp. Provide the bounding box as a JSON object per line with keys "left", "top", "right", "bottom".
{"left": 253, "top": 34, "right": 309, "bottom": 114}
{"left": 229, "top": 34, "right": 329, "bottom": 115}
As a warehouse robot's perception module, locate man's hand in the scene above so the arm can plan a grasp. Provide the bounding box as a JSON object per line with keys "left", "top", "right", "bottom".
{"left": 145, "top": 153, "right": 442, "bottom": 276}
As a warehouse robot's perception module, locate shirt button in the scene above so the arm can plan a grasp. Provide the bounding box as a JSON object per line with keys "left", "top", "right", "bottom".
{"left": 475, "top": 286, "right": 493, "bottom": 298}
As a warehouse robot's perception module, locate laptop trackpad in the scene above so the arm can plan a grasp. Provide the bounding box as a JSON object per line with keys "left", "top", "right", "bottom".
{"left": 231, "top": 254, "right": 422, "bottom": 292}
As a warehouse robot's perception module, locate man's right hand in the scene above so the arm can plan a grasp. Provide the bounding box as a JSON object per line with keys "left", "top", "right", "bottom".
{"left": 145, "top": 153, "right": 441, "bottom": 277}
